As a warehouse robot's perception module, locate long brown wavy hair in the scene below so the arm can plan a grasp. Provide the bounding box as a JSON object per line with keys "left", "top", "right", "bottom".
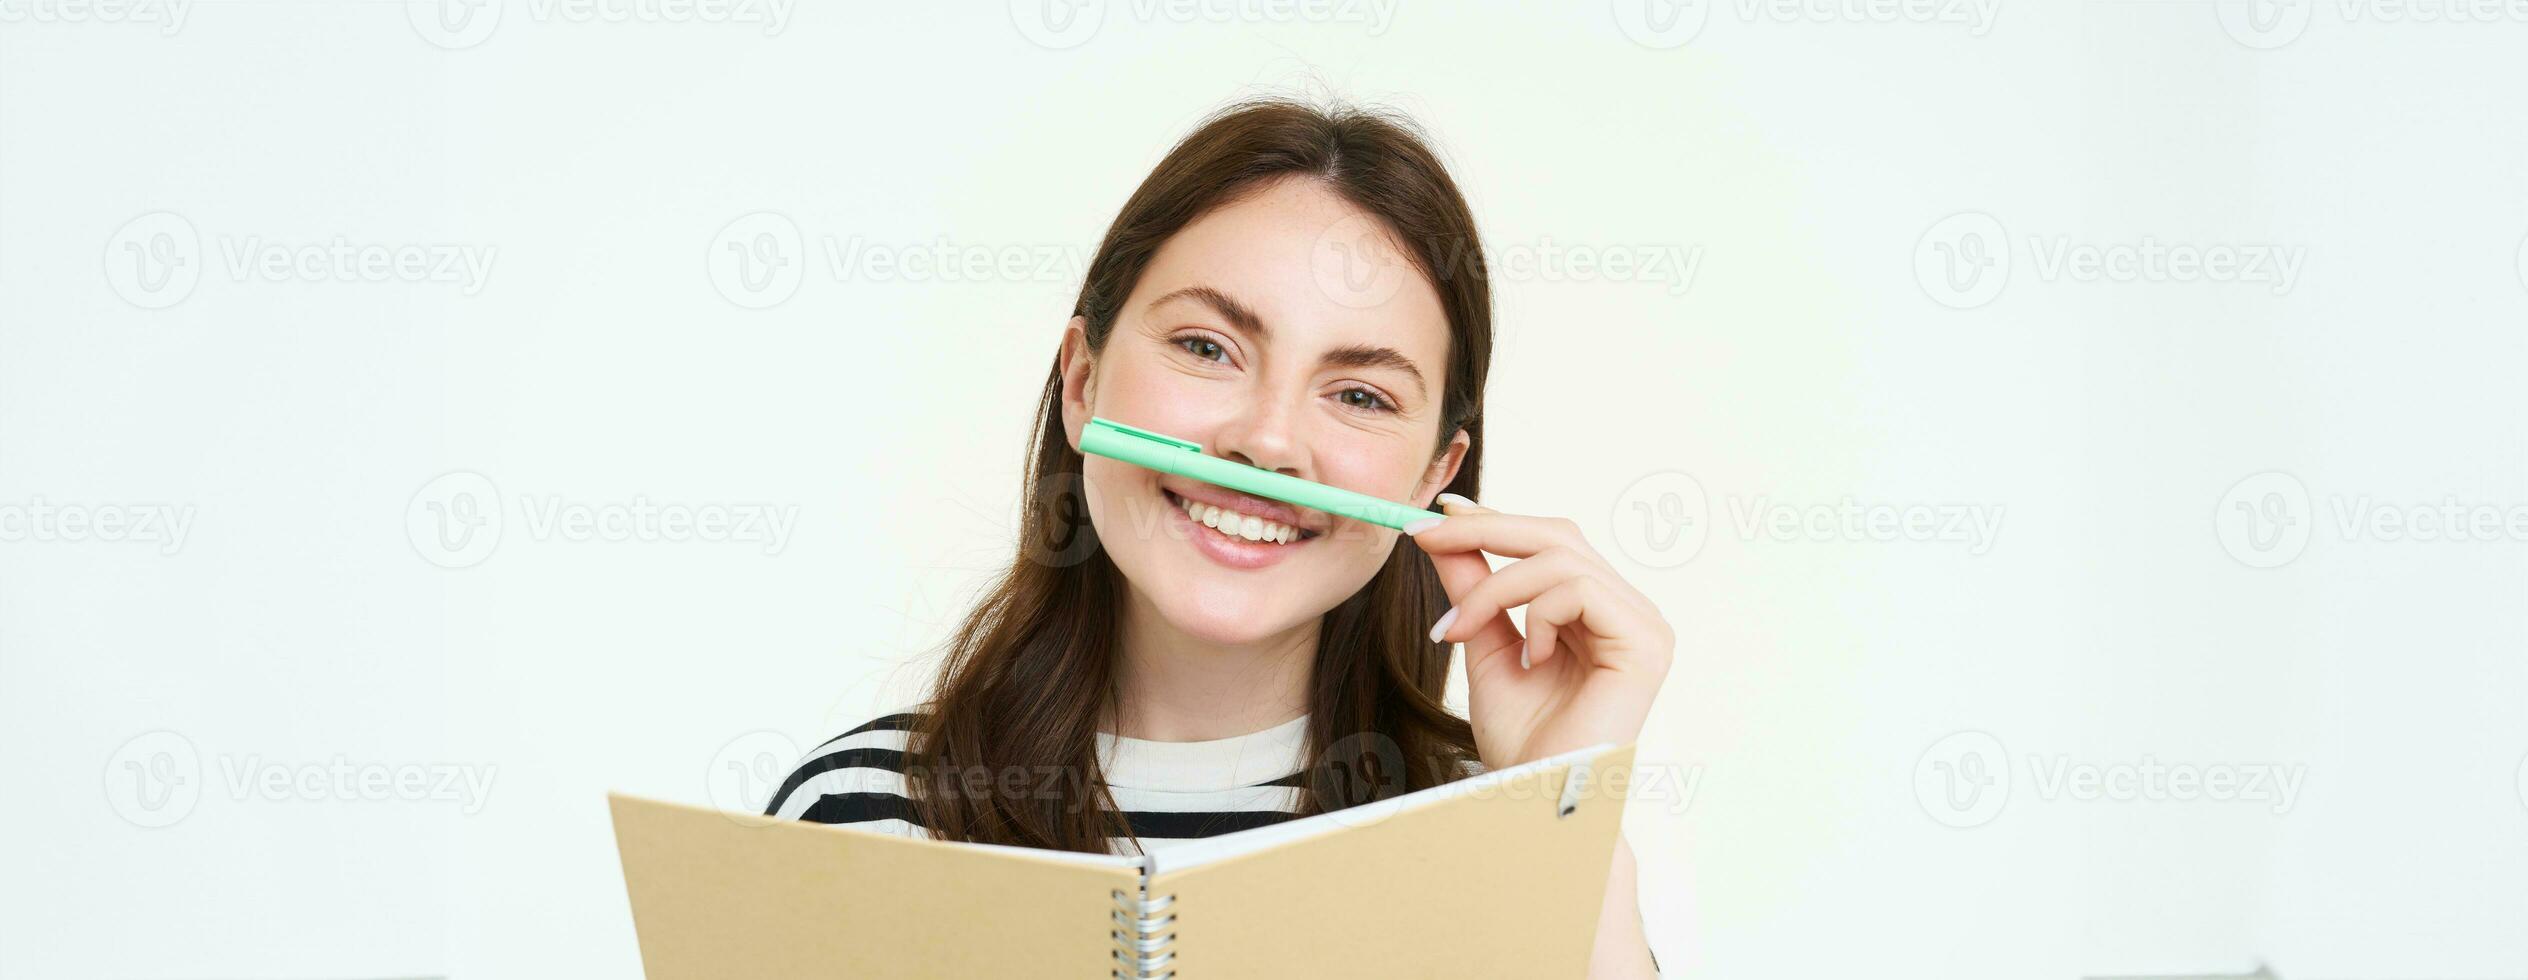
{"left": 900, "top": 97, "right": 1494, "bottom": 854}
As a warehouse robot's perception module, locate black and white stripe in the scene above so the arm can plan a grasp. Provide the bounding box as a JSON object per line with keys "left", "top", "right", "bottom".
{"left": 762, "top": 711, "right": 1312, "bottom": 855}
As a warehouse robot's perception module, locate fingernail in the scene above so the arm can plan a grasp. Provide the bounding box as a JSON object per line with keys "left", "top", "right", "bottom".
{"left": 1437, "top": 492, "right": 1478, "bottom": 509}
{"left": 1428, "top": 607, "right": 1458, "bottom": 643}
{"left": 1402, "top": 516, "right": 1443, "bottom": 535}
{"left": 1519, "top": 642, "right": 1531, "bottom": 670}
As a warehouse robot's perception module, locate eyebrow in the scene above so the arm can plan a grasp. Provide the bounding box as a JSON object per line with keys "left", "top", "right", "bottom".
{"left": 1147, "top": 285, "right": 1430, "bottom": 399}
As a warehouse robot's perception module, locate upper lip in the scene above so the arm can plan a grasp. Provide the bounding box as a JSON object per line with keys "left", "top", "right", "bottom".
{"left": 1163, "top": 480, "right": 1330, "bottom": 536}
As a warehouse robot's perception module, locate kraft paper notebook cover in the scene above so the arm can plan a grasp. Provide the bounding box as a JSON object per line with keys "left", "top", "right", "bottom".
{"left": 610, "top": 741, "right": 1635, "bottom": 979}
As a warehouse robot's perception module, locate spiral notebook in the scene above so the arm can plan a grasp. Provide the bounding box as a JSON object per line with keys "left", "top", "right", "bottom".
{"left": 608, "top": 741, "right": 1635, "bottom": 979}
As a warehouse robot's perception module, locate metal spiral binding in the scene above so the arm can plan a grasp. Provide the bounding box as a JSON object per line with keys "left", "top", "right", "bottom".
{"left": 1110, "top": 886, "right": 1178, "bottom": 979}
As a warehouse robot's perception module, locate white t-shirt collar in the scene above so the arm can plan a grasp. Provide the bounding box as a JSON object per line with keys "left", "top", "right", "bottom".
{"left": 1095, "top": 713, "right": 1309, "bottom": 791}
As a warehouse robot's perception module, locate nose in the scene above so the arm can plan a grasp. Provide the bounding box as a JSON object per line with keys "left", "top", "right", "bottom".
{"left": 1211, "top": 398, "right": 1307, "bottom": 479}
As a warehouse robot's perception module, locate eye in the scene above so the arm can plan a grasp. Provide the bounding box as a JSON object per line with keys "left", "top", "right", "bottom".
{"left": 1173, "top": 334, "right": 1231, "bottom": 365}
{"left": 1334, "top": 386, "right": 1398, "bottom": 414}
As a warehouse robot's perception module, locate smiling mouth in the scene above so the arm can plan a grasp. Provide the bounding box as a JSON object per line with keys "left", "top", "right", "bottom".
{"left": 1163, "top": 489, "right": 1323, "bottom": 546}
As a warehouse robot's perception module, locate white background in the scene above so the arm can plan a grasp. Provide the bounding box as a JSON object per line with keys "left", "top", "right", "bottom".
{"left": 4, "top": 2, "right": 2524, "bottom": 978}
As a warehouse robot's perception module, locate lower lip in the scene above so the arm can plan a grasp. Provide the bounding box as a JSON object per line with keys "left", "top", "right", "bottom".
{"left": 1164, "top": 490, "right": 1312, "bottom": 571}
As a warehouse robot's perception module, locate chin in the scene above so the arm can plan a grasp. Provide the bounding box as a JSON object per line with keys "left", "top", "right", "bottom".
{"left": 1156, "top": 579, "right": 1312, "bottom": 645}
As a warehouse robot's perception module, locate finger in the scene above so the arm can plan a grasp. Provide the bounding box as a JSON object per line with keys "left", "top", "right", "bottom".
{"left": 1516, "top": 578, "right": 1597, "bottom": 671}
{"left": 1423, "top": 547, "right": 1525, "bottom": 664}
{"left": 1523, "top": 577, "right": 1665, "bottom": 672}
{"left": 1408, "top": 510, "right": 1593, "bottom": 563}
{"left": 1418, "top": 496, "right": 1662, "bottom": 619}
{"left": 1420, "top": 496, "right": 1668, "bottom": 647}
{"left": 1435, "top": 547, "right": 1594, "bottom": 646}
{"left": 1520, "top": 581, "right": 1584, "bottom": 670}
{"left": 1415, "top": 501, "right": 1666, "bottom": 628}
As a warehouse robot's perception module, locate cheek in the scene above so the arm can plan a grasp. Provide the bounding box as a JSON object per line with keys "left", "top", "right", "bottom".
{"left": 1091, "top": 358, "right": 1239, "bottom": 440}
{"left": 1079, "top": 456, "right": 1155, "bottom": 530}
{"left": 1316, "top": 443, "right": 1431, "bottom": 503}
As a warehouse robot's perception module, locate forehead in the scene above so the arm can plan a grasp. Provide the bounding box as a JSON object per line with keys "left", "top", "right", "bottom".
{"left": 1126, "top": 177, "right": 1451, "bottom": 362}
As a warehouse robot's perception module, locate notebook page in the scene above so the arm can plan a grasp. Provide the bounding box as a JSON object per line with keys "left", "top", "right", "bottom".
{"left": 1145, "top": 741, "right": 1616, "bottom": 876}
{"left": 609, "top": 794, "right": 1142, "bottom": 978}
{"left": 1145, "top": 742, "right": 1635, "bottom": 979}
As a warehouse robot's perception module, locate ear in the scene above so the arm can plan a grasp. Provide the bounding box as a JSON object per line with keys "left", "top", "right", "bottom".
{"left": 1416, "top": 427, "right": 1471, "bottom": 507}
{"left": 1056, "top": 316, "right": 1095, "bottom": 451}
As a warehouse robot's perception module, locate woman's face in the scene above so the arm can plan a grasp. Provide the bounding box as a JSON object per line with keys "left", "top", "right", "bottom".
{"left": 1059, "top": 177, "right": 1469, "bottom": 648}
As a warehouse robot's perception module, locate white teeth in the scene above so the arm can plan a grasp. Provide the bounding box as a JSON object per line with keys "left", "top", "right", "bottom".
{"left": 1175, "top": 493, "right": 1300, "bottom": 545}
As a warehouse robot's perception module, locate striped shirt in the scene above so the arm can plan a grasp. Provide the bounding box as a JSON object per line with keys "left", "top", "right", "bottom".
{"left": 762, "top": 710, "right": 1312, "bottom": 856}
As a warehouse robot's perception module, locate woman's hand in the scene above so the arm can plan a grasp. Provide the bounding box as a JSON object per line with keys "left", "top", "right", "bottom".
{"left": 1407, "top": 493, "right": 1674, "bottom": 769}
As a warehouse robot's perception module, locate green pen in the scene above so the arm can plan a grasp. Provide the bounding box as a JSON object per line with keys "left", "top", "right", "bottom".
{"left": 1080, "top": 416, "right": 1444, "bottom": 532}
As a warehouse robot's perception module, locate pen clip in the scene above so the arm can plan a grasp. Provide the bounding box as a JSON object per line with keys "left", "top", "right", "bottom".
{"left": 1088, "top": 416, "right": 1203, "bottom": 453}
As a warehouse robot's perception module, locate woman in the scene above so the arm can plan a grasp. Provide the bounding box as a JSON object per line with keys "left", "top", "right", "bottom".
{"left": 764, "top": 97, "right": 1672, "bottom": 977}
